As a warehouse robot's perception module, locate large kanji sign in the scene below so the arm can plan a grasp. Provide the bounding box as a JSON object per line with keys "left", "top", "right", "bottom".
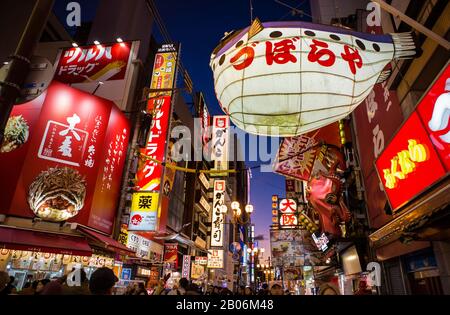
{"left": 54, "top": 42, "right": 132, "bottom": 84}
{"left": 211, "top": 180, "right": 226, "bottom": 247}
{"left": 0, "top": 81, "right": 130, "bottom": 234}
{"left": 210, "top": 19, "right": 417, "bottom": 136}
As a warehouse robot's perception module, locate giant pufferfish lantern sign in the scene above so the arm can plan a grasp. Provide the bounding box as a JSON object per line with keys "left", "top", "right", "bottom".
{"left": 210, "top": 19, "right": 418, "bottom": 136}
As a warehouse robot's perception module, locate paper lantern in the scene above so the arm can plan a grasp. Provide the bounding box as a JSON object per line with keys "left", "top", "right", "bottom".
{"left": 210, "top": 19, "right": 417, "bottom": 136}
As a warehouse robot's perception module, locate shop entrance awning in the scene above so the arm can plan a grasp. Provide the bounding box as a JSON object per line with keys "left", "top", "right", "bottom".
{"left": 76, "top": 225, "right": 135, "bottom": 256}
{"left": 0, "top": 226, "right": 92, "bottom": 256}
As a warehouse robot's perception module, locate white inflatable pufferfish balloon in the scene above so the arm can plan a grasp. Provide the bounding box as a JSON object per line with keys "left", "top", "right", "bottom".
{"left": 210, "top": 19, "right": 418, "bottom": 136}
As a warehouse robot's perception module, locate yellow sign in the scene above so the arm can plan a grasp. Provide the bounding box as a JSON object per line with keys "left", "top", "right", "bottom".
{"left": 131, "top": 192, "right": 159, "bottom": 212}
{"left": 383, "top": 139, "right": 428, "bottom": 189}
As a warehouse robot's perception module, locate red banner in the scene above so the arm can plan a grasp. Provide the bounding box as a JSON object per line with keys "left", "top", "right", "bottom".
{"left": 352, "top": 20, "right": 404, "bottom": 227}
{"left": 375, "top": 112, "right": 446, "bottom": 211}
{"left": 135, "top": 95, "right": 172, "bottom": 191}
{"left": 274, "top": 122, "right": 343, "bottom": 181}
{"left": 54, "top": 42, "right": 132, "bottom": 84}
{"left": 416, "top": 64, "right": 450, "bottom": 171}
{"left": 164, "top": 243, "right": 178, "bottom": 269}
{"left": 0, "top": 81, "right": 130, "bottom": 234}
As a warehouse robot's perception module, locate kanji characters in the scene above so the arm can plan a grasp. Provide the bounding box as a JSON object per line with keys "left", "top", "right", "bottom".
{"left": 341, "top": 44, "right": 363, "bottom": 75}
{"left": 308, "top": 39, "right": 336, "bottom": 67}
{"left": 59, "top": 114, "right": 81, "bottom": 140}
{"left": 266, "top": 38, "right": 298, "bottom": 65}
{"left": 230, "top": 46, "right": 255, "bottom": 70}
{"left": 138, "top": 195, "right": 152, "bottom": 209}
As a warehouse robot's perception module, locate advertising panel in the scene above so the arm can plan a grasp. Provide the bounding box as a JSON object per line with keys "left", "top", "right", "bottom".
{"left": 182, "top": 255, "right": 191, "bottom": 280}
{"left": 270, "top": 229, "right": 324, "bottom": 266}
{"left": 375, "top": 112, "right": 446, "bottom": 211}
{"left": 128, "top": 192, "right": 159, "bottom": 231}
{"left": 207, "top": 249, "right": 224, "bottom": 269}
{"left": 211, "top": 116, "right": 229, "bottom": 176}
{"left": 0, "top": 81, "right": 130, "bottom": 234}
{"left": 210, "top": 180, "right": 226, "bottom": 247}
{"left": 163, "top": 243, "right": 178, "bottom": 269}
{"left": 54, "top": 42, "right": 132, "bottom": 84}
{"left": 274, "top": 122, "right": 344, "bottom": 181}
{"left": 352, "top": 13, "right": 404, "bottom": 227}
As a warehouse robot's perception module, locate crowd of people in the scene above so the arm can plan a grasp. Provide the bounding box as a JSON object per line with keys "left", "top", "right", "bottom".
{"left": 0, "top": 267, "right": 118, "bottom": 295}
{"left": 1, "top": 269, "right": 371, "bottom": 296}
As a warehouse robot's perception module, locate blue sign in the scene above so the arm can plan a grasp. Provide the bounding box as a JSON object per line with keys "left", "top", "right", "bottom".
{"left": 121, "top": 268, "right": 132, "bottom": 280}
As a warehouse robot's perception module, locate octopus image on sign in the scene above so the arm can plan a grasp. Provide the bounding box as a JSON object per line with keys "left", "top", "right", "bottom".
{"left": 210, "top": 19, "right": 418, "bottom": 136}
{"left": 28, "top": 167, "right": 86, "bottom": 222}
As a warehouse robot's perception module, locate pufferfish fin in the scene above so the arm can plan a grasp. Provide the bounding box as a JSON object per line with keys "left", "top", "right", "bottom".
{"left": 391, "top": 32, "right": 418, "bottom": 59}
{"left": 248, "top": 17, "right": 264, "bottom": 40}
{"left": 376, "top": 69, "right": 392, "bottom": 83}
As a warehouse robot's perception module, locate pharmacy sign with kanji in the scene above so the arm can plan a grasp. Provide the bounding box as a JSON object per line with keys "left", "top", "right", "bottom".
{"left": 128, "top": 192, "right": 160, "bottom": 231}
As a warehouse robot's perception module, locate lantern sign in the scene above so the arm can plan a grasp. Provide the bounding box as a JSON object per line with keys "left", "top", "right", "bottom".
{"left": 210, "top": 19, "right": 418, "bottom": 136}
{"left": 279, "top": 199, "right": 297, "bottom": 213}
{"left": 211, "top": 180, "right": 226, "bottom": 247}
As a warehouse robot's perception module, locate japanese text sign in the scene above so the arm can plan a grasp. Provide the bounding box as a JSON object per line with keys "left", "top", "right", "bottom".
{"left": 0, "top": 81, "right": 130, "bottom": 234}
{"left": 128, "top": 192, "right": 159, "bottom": 231}
{"left": 375, "top": 112, "right": 446, "bottom": 211}
{"left": 163, "top": 243, "right": 178, "bottom": 269}
{"left": 54, "top": 42, "right": 132, "bottom": 84}
{"left": 182, "top": 255, "right": 191, "bottom": 280}
{"left": 211, "top": 180, "right": 226, "bottom": 247}
{"left": 210, "top": 20, "right": 415, "bottom": 136}
{"left": 211, "top": 116, "right": 229, "bottom": 176}
{"left": 207, "top": 249, "right": 224, "bottom": 269}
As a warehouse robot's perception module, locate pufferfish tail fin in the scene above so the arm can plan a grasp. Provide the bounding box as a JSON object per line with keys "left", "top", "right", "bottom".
{"left": 391, "top": 32, "right": 420, "bottom": 59}
{"left": 376, "top": 69, "right": 392, "bottom": 83}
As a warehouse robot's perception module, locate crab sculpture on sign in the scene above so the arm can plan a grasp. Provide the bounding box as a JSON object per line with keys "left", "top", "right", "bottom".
{"left": 210, "top": 18, "right": 417, "bottom": 136}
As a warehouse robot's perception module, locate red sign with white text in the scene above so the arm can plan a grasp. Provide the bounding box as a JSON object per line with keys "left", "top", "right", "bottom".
{"left": 352, "top": 19, "right": 404, "bottom": 227}
{"left": 135, "top": 96, "right": 172, "bottom": 191}
{"left": 0, "top": 81, "right": 130, "bottom": 234}
{"left": 54, "top": 42, "right": 132, "bottom": 84}
{"left": 375, "top": 112, "right": 446, "bottom": 211}
{"left": 416, "top": 64, "right": 450, "bottom": 171}
{"left": 164, "top": 243, "right": 178, "bottom": 269}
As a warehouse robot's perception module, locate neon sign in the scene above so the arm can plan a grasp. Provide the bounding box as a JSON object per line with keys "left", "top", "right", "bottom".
{"left": 383, "top": 139, "right": 428, "bottom": 189}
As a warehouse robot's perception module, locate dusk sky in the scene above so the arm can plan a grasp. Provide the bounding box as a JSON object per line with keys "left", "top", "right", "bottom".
{"left": 154, "top": 0, "right": 312, "bottom": 259}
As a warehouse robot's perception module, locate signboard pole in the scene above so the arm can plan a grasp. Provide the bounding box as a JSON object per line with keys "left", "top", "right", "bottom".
{"left": 0, "top": 0, "right": 54, "bottom": 143}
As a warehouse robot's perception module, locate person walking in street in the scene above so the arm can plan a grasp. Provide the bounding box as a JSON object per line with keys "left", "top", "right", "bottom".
{"left": 89, "top": 267, "right": 118, "bottom": 295}
{"left": 258, "top": 283, "right": 269, "bottom": 295}
{"left": 0, "top": 276, "right": 17, "bottom": 295}
{"left": 135, "top": 282, "right": 148, "bottom": 295}
{"left": 34, "top": 279, "right": 50, "bottom": 295}
{"left": 168, "top": 278, "right": 188, "bottom": 295}
{"left": 0, "top": 271, "right": 10, "bottom": 295}
{"left": 62, "top": 269, "right": 90, "bottom": 295}
{"left": 269, "top": 283, "right": 284, "bottom": 295}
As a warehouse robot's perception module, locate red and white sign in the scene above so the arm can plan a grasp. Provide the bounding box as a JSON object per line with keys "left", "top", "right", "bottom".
{"left": 280, "top": 213, "right": 298, "bottom": 227}
{"left": 54, "top": 42, "right": 132, "bottom": 84}
{"left": 352, "top": 17, "right": 404, "bottom": 227}
{"left": 136, "top": 96, "right": 172, "bottom": 191}
{"left": 211, "top": 180, "right": 226, "bottom": 247}
{"left": 0, "top": 81, "right": 130, "bottom": 234}
{"left": 182, "top": 255, "right": 191, "bottom": 280}
{"left": 375, "top": 112, "right": 446, "bottom": 211}
{"left": 211, "top": 116, "right": 229, "bottom": 176}
{"left": 416, "top": 63, "right": 450, "bottom": 171}
{"left": 163, "top": 243, "right": 178, "bottom": 269}
{"left": 279, "top": 199, "right": 297, "bottom": 213}
{"left": 195, "top": 256, "right": 208, "bottom": 265}
{"left": 207, "top": 249, "right": 224, "bottom": 269}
